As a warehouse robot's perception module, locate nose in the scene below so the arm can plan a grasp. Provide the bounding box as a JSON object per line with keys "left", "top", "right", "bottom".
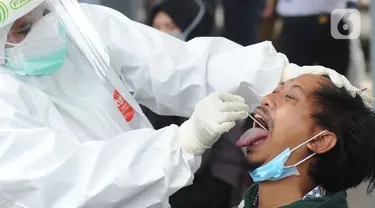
{"left": 261, "top": 94, "right": 276, "bottom": 109}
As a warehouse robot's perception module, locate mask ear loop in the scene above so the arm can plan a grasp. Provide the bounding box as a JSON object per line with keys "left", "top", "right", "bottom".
{"left": 286, "top": 130, "right": 328, "bottom": 167}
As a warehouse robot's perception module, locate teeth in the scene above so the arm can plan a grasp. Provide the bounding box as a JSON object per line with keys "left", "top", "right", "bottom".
{"left": 255, "top": 114, "right": 262, "bottom": 120}
{"left": 254, "top": 114, "right": 268, "bottom": 130}
{"left": 251, "top": 140, "right": 264, "bottom": 146}
{"left": 249, "top": 113, "right": 268, "bottom": 131}
{"left": 255, "top": 114, "right": 266, "bottom": 123}
{"left": 254, "top": 140, "right": 262, "bottom": 145}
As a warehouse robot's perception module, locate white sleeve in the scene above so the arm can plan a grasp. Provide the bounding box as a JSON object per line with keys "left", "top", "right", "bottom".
{"left": 0, "top": 75, "right": 200, "bottom": 208}
{"left": 82, "top": 4, "right": 289, "bottom": 117}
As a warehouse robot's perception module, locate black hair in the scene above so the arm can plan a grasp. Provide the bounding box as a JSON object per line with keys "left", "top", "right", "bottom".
{"left": 308, "top": 78, "right": 375, "bottom": 194}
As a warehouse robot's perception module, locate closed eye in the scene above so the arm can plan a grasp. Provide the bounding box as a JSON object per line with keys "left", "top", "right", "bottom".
{"left": 285, "top": 95, "right": 296, "bottom": 100}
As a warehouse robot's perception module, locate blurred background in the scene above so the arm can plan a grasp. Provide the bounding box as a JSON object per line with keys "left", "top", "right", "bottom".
{"left": 79, "top": 0, "right": 375, "bottom": 207}
{"left": 80, "top": 0, "right": 373, "bottom": 97}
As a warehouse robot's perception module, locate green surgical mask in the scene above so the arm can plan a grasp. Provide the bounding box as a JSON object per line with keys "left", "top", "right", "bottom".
{"left": 4, "top": 15, "right": 67, "bottom": 76}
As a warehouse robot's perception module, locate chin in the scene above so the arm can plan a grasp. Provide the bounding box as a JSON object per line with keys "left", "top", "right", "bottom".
{"left": 246, "top": 151, "right": 264, "bottom": 162}
{"left": 246, "top": 161, "right": 263, "bottom": 172}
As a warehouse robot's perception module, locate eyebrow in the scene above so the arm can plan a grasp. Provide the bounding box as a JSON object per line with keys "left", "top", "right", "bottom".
{"left": 290, "top": 84, "right": 305, "bottom": 96}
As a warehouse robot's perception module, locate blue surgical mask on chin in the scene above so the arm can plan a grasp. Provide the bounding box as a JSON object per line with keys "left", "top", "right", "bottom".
{"left": 4, "top": 16, "right": 67, "bottom": 76}
{"left": 249, "top": 130, "right": 328, "bottom": 182}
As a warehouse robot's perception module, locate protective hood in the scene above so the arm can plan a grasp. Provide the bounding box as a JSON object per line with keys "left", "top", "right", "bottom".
{"left": 0, "top": 0, "right": 110, "bottom": 78}
{"left": 0, "top": 0, "right": 45, "bottom": 29}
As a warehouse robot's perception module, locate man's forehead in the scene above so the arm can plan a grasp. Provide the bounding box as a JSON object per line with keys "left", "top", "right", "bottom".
{"left": 280, "top": 75, "right": 331, "bottom": 92}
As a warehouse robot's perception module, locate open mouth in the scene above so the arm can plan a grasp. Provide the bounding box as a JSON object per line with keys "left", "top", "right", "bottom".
{"left": 236, "top": 108, "right": 271, "bottom": 150}
{"left": 253, "top": 114, "right": 269, "bottom": 131}
{"left": 253, "top": 107, "right": 271, "bottom": 131}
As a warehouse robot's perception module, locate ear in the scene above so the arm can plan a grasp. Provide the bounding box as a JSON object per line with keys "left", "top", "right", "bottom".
{"left": 307, "top": 132, "right": 337, "bottom": 154}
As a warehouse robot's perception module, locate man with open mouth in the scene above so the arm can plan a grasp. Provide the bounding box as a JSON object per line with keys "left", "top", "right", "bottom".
{"left": 235, "top": 69, "right": 375, "bottom": 208}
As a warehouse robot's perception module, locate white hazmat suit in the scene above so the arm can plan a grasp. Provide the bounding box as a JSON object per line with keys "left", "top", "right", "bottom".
{"left": 0, "top": 0, "right": 364, "bottom": 207}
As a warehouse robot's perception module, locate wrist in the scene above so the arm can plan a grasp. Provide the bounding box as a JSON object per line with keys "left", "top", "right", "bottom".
{"left": 177, "top": 120, "right": 207, "bottom": 156}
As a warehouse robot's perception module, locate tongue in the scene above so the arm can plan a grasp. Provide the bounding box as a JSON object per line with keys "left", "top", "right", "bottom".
{"left": 236, "top": 128, "right": 269, "bottom": 147}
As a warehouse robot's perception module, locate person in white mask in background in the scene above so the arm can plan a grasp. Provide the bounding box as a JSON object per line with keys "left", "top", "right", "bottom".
{"left": 149, "top": 0, "right": 213, "bottom": 41}
{"left": 0, "top": 0, "right": 358, "bottom": 207}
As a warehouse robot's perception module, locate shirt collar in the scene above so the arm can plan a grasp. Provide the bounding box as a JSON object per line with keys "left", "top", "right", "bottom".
{"left": 303, "top": 186, "right": 326, "bottom": 199}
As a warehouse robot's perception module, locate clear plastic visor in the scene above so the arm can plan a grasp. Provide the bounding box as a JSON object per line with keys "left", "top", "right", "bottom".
{"left": 0, "top": 0, "right": 110, "bottom": 78}
{"left": 0, "top": 3, "right": 64, "bottom": 67}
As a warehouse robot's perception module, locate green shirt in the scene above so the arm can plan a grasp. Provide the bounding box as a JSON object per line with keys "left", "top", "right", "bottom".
{"left": 235, "top": 184, "right": 348, "bottom": 208}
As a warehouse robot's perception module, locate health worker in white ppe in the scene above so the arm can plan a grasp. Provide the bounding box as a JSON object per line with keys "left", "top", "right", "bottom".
{"left": 0, "top": 0, "right": 361, "bottom": 207}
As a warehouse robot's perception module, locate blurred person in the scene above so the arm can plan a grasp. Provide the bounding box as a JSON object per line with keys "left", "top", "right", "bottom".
{"left": 149, "top": 0, "right": 213, "bottom": 41}
{"left": 260, "top": 0, "right": 278, "bottom": 41}
{"left": 235, "top": 66, "right": 375, "bottom": 208}
{"left": 144, "top": 0, "right": 164, "bottom": 19}
{"left": 347, "top": 38, "right": 367, "bottom": 88}
{"left": 0, "top": 0, "right": 355, "bottom": 207}
{"left": 221, "top": 0, "right": 266, "bottom": 46}
{"left": 147, "top": 0, "right": 265, "bottom": 46}
{"left": 265, "top": 0, "right": 350, "bottom": 76}
{"left": 346, "top": 0, "right": 367, "bottom": 88}
{"left": 189, "top": 0, "right": 265, "bottom": 46}
{"left": 147, "top": 1, "right": 245, "bottom": 207}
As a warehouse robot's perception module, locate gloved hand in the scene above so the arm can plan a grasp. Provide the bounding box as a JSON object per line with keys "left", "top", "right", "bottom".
{"left": 178, "top": 92, "right": 249, "bottom": 155}
{"left": 282, "top": 63, "right": 374, "bottom": 107}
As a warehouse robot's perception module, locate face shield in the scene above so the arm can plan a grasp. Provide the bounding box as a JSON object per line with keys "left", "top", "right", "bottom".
{"left": 0, "top": 0, "right": 110, "bottom": 79}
